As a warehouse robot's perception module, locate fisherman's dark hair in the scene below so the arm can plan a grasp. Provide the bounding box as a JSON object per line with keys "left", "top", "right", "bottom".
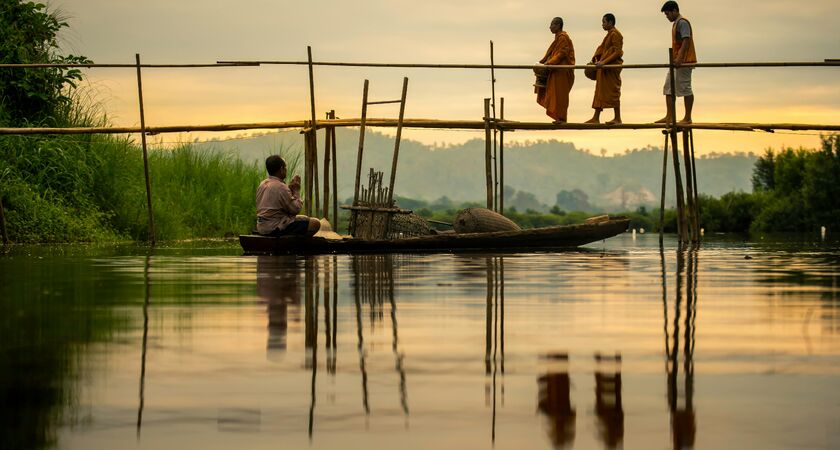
{"left": 603, "top": 13, "right": 616, "bottom": 25}
{"left": 265, "top": 155, "right": 286, "bottom": 176}
{"left": 552, "top": 17, "right": 564, "bottom": 30}
{"left": 661, "top": 1, "right": 680, "bottom": 12}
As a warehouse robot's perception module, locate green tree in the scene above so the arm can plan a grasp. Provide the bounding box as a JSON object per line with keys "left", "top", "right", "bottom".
{"left": 0, "top": 0, "right": 91, "bottom": 125}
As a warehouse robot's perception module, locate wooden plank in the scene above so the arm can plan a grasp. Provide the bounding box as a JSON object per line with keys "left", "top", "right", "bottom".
{"left": 215, "top": 60, "right": 840, "bottom": 70}
{"left": 499, "top": 98, "right": 505, "bottom": 215}
{"left": 353, "top": 80, "right": 370, "bottom": 206}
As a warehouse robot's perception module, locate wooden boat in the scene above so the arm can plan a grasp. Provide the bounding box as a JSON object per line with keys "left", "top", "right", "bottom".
{"left": 239, "top": 217, "right": 630, "bottom": 255}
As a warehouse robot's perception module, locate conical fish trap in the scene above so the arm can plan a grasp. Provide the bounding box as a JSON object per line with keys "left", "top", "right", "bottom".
{"left": 453, "top": 208, "right": 521, "bottom": 233}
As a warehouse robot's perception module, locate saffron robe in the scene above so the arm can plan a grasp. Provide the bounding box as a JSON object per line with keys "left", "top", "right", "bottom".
{"left": 536, "top": 31, "right": 575, "bottom": 121}
{"left": 591, "top": 28, "right": 623, "bottom": 109}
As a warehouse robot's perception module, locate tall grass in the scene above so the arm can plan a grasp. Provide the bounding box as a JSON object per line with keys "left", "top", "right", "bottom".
{"left": 1, "top": 96, "right": 301, "bottom": 242}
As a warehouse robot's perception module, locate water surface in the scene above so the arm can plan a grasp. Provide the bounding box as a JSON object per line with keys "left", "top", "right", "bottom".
{"left": 1, "top": 235, "right": 839, "bottom": 449}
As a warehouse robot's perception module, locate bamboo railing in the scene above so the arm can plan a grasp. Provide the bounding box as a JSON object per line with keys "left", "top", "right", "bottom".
{"left": 1, "top": 51, "right": 838, "bottom": 245}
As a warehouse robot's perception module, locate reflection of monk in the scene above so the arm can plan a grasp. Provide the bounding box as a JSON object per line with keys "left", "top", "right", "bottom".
{"left": 594, "top": 353, "right": 624, "bottom": 449}
{"left": 256, "top": 256, "right": 301, "bottom": 352}
{"left": 536, "top": 17, "right": 576, "bottom": 124}
{"left": 538, "top": 353, "right": 576, "bottom": 449}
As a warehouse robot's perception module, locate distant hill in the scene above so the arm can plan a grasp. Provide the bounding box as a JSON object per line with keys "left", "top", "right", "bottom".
{"left": 196, "top": 129, "right": 756, "bottom": 211}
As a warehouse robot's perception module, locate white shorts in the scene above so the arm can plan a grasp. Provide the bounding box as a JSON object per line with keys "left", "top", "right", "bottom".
{"left": 663, "top": 67, "right": 693, "bottom": 97}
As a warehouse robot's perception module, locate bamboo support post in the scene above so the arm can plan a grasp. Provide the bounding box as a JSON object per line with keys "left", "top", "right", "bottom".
{"left": 490, "top": 41, "right": 499, "bottom": 212}
{"left": 331, "top": 121, "right": 338, "bottom": 231}
{"left": 135, "top": 54, "right": 156, "bottom": 246}
{"left": 312, "top": 128, "right": 320, "bottom": 215}
{"left": 0, "top": 194, "right": 8, "bottom": 245}
{"left": 499, "top": 97, "right": 505, "bottom": 215}
{"left": 659, "top": 130, "right": 669, "bottom": 243}
{"left": 353, "top": 80, "right": 370, "bottom": 206}
{"left": 323, "top": 110, "right": 332, "bottom": 221}
{"left": 668, "top": 49, "right": 688, "bottom": 242}
{"left": 689, "top": 130, "right": 700, "bottom": 238}
{"left": 681, "top": 130, "right": 697, "bottom": 241}
{"left": 483, "top": 99, "right": 493, "bottom": 210}
{"left": 307, "top": 46, "right": 319, "bottom": 216}
{"left": 304, "top": 126, "right": 313, "bottom": 216}
{"left": 386, "top": 77, "right": 409, "bottom": 206}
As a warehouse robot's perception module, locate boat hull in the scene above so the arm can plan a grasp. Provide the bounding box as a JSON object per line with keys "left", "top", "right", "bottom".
{"left": 239, "top": 218, "right": 630, "bottom": 255}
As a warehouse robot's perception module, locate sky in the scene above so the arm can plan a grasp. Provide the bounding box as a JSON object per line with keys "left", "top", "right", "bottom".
{"left": 54, "top": 0, "right": 840, "bottom": 155}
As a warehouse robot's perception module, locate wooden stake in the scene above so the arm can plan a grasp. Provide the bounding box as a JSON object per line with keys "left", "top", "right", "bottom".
{"left": 668, "top": 49, "right": 688, "bottom": 243}
{"left": 490, "top": 41, "right": 498, "bottom": 212}
{"left": 303, "top": 127, "right": 311, "bottom": 216}
{"left": 331, "top": 122, "right": 338, "bottom": 232}
{"left": 499, "top": 97, "right": 505, "bottom": 215}
{"left": 0, "top": 193, "right": 8, "bottom": 245}
{"left": 307, "top": 46, "right": 319, "bottom": 217}
{"left": 681, "top": 130, "right": 697, "bottom": 241}
{"left": 135, "top": 54, "right": 156, "bottom": 246}
{"left": 312, "top": 129, "right": 320, "bottom": 216}
{"left": 689, "top": 130, "right": 700, "bottom": 239}
{"left": 386, "top": 77, "right": 409, "bottom": 206}
{"left": 323, "top": 111, "right": 332, "bottom": 220}
{"left": 483, "top": 98, "right": 493, "bottom": 210}
{"left": 659, "top": 131, "right": 669, "bottom": 243}
{"left": 353, "top": 80, "right": 370, "bottom": 206}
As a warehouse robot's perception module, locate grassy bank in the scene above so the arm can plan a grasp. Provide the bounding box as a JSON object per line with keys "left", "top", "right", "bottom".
{"left": 0, "top": 130, "right": 299, "bottom": 243}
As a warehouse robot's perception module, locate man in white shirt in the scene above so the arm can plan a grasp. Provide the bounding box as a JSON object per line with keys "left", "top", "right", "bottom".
{"left": 255, "top": 155, "right": 320, "bottom": 237}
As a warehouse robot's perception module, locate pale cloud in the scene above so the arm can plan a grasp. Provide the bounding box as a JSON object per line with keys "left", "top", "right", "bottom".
{"left": 55, "top": 0, "right": 840, "bottom": 154}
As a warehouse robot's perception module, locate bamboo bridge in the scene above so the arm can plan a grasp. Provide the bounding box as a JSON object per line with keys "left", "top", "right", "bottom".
{"left": 1, "top": 48, "right": 838, "bottom": 246}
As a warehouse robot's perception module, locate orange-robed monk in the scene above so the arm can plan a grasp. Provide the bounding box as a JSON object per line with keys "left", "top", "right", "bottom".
{"left": 535, "top": 17, "right": 575, "bottom": 124}
{"left": 586, "top": 13, "right": 623, "bottom": 125}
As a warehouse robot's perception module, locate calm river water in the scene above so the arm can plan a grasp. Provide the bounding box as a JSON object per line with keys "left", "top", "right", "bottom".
{"left": 2, "top": 234, "right": 839, "bottom": 449}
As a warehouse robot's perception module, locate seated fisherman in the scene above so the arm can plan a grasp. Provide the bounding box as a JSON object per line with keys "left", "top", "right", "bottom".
{"left": 256, "top": 155, "right": 320, "bottom": 237}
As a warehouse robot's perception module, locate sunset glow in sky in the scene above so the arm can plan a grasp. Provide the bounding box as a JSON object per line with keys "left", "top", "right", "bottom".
{"left": 57, "top": 0, "right": 840, "bottom": 154}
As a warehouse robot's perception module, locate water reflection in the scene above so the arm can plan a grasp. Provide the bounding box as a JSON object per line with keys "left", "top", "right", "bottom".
{"left": 256, "top": 256, "right": 301, "bottom": 353}
{"left": 594, "top": 353, "right": 623, "bottom": 449}
{"left": 538, "top": 353, "right": 576, "bottom": 449}
{"left": 664, "top": 245, "right": 698, "bottom": 449}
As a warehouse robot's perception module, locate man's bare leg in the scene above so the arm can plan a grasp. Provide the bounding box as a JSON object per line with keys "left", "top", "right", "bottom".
{"left": 655, "top": 96, "right": 675, "bottom": 123}
{"left": 305, "top": 218, "right": 321, "bottom": 237}
{"left": 585, "top": 108, "right": 602, "bottom": 124}
{"left": 679, "top": 95, "right": 694, "bottom": 124}
{"left": 606, "top": 105, "right": 622, "bottom": 125}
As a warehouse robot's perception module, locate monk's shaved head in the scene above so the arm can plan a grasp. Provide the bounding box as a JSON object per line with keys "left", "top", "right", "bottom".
{"left": 551, "top": 17, "right": 563, "bottom": 30}
{"left": 603, "top": 13, "right": 616, "bottom": 26}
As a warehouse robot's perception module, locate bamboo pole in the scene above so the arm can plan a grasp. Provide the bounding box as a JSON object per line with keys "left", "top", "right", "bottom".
{"left": 331, "top": 122, "right": 338, "bottom": 232}
{"left": 490, "top": 41, "right": 498, "bottom": 212}
{"left": 483, "top": 99, "right": 493, "bottom": 210}
{"left": 135, "top": 54, "right": 156, "bottom": 246}
{"left": 689, "top": 130, "right": 700, "bottom": 239}
{"left": 303, "top": 127, "right": 312, "bottom": 216}
{"left": 681, "top": 130, "right": 697, "bottom": 241}
{"left": 499, "top": 98, "right": 505, "bottom": 215}
{"left": 659, "top": 131, "right": 669, "bottom": 243}
{"left": 214, "top": 60, "right": 840, "bottom": 70}
{"left": 307, "top": 46, "right": 320, "bottom": 217}
{"left": 4, "top": 120, "right": 840, "bottom": 135}
{"left": 323, "top": 111, "right": 333, "bottom": 220}
{"left": 0, "top": 194, "right": 8, "bottom": 245}
{"left": 386, "top": 77, "right": 409, "bottom": 206}
{"left": 668, "top": 50, "right": 688, "bottom": 242}
{"left": 353, "top": 80, "right": 370, "bottom": 206}
{"left": 312, "top": 128, "right": 320, "bottom": 216}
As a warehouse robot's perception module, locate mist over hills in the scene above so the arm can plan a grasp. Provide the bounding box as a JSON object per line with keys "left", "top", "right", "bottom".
{"left": 197, "top": 129, "right": 756, "bottom": 212}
